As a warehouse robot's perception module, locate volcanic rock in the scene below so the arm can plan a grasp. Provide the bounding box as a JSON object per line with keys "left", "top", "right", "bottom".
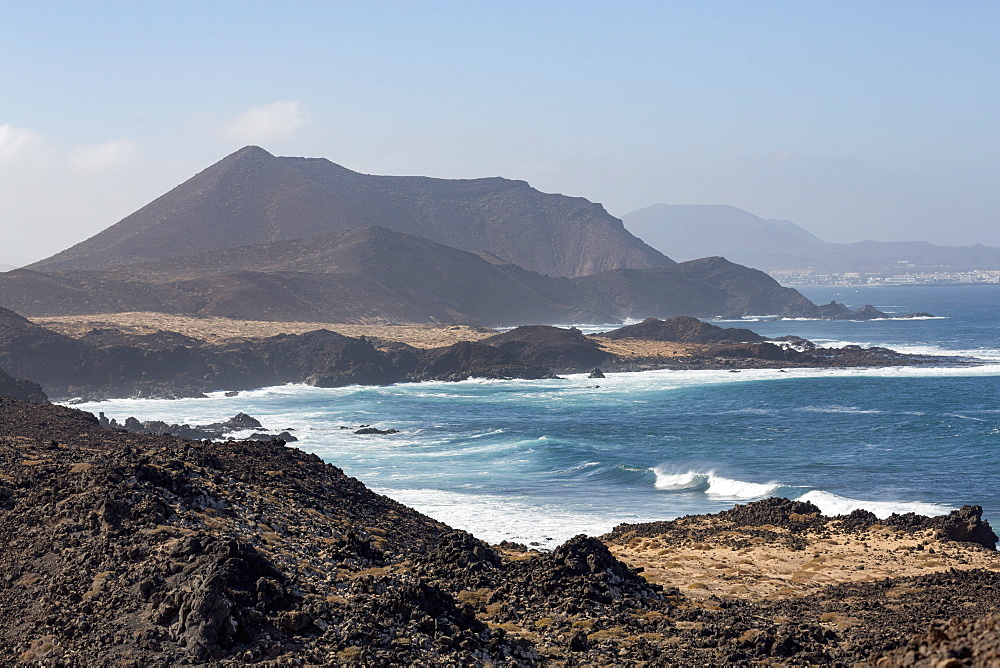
{"left": 0, "top": 367, "right": 47, "bottom": 404}
{"left": 30, "top": 146, "right": 671, "bottom": 279}
{"left": 481, "top": 325, "right": 613, "bottom": 373}
{"left": 601, "top": 315, "right": 766, "bottom": 343}
{"left": 411, "top": 341, "right": 552, "bottom": 381}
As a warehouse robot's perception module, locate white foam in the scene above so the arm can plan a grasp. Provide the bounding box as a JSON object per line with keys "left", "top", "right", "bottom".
{"left": 373, "top": 487, "right": 618, "bottom": 546}
{"left": 945, "top": 413, "right": 988, "bottom": 422}
{"left": 651, "top": 468, "right": 781, "bottom": 499}
{"left": 651, "top": 469, "right": 707, "bottom": 491}
{"left": 798, "top": 490, "right": 954, "bottom": 519}
{"left": 802, "top": 405, "right": 883, "bottom": 414}
{"left": 705, "top": 474, "right": 782, "bottom": 499}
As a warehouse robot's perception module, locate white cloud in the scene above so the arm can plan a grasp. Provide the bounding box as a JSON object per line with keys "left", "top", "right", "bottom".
{"left": 222, "top": 101, "right": 308, "bottom": 143}
{"left": 68, "top": 139, "right": 138, "bottom": 173}
{"left": 0, "top": 123, "right": 42, "bottom": 162}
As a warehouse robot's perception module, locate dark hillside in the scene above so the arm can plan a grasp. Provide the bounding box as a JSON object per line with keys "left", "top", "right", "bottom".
{"left": 282, "top": 154, "right": 672, "bottom": 277}
{"left": 0, "top": 367, "right": 47, "bottom": 404}
{"left": 30, "top": 146, "right": 671, "bottom": 278}
{"left": 3, "top": 230, "right": 816, "bottom": 325}
{"left": 30, "top": 146, "right": 375, "bottom": 273}
{"left": 576, "top": 257, "right": 816, "bottom": 319}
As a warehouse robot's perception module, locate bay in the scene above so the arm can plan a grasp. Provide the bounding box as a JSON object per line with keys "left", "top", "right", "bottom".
{"left": 75, "top": 284, "right": 1000, "bottom": 546}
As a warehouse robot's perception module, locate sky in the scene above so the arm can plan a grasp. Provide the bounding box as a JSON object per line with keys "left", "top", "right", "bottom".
{"left": 2, "top": 1, "right": 998, "bottom": 266}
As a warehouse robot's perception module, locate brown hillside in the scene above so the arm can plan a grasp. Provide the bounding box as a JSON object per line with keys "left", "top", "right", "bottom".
{"left": 1, "top": 233, "right": 817, "bottom": 325}
{"left": 30, "top": 146, "right": 671, "bottom": 278}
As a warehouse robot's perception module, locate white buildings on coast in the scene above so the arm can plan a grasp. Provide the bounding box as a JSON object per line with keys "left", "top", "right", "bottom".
{"left": 770, "top": 269, "right": 1000, "bottom": 287}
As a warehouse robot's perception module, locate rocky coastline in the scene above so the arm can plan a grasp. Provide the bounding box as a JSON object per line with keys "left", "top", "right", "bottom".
{"left": 0, "top": 306, "right": 977, "bottom": 402}
{"left": 0, "top": 395, "right": 998, "bottom": 665}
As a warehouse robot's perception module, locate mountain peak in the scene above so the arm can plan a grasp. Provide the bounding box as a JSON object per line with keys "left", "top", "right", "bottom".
{"left": 29, "top": 149, "right": 672, "bottom": 277}
{"left": 230, "top": 144, "right": 274, "bottom": 158}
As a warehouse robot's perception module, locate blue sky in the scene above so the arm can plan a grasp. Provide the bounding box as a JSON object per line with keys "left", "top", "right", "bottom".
{"left": 2, "top": 1, "right": 998, "bottom": 265}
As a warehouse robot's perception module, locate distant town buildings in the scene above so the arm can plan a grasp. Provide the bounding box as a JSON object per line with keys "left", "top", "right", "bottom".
{"left": 769, "top": 269, "right": 1000, "bottom": 287}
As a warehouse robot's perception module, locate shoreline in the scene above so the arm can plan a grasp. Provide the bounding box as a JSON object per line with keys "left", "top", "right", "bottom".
{"left": 2, "top": 395, "right": 998, "bottom": 664}
{"left": 23, "top": 312, "right": 992, "bottom": 403}
{"left": 67, "top": 369, "right": 991, "bottom": 549}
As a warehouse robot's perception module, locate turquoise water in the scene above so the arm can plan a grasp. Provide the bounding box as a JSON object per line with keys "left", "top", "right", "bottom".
{"left": 75, "top": 284, "right": 1000, "bottom": 546}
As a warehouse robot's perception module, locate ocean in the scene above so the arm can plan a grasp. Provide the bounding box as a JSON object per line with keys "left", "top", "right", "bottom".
{"left": 74, "top": 284, "right": 1000, "bottom": 548}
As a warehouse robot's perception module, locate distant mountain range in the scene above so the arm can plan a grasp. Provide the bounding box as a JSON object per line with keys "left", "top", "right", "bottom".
{"left": 1, "top": 148, "right": 825, "bottom": 325}
{"left": 30, "top": 146, "right": 670, "bottom": 278}
{"left": 623, "top": 204, "right": 1000, "bottom": 273}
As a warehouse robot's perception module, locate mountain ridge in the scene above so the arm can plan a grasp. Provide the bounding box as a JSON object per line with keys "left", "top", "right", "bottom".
{"left": 623, "top": 203, "right": 1000, "bottom": 273}
{"left": 30, "top": 146, "right": 672, "bottom": 278}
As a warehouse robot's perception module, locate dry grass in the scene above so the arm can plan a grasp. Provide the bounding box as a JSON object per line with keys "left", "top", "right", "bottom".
{"left": 591, "top": 336, "right": 698, "bottom": 359}
{"left": 33, "top": 313, "right": 721, "bottom": 365}
{"left": 609, "top": 521, "right": 1000, "bottom": 603}
{"left": 31, "top": 312, "right": 497, "bottom": 348}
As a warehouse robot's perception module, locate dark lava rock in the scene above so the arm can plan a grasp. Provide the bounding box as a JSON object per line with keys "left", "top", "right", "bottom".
{"left": 262, "top": 329, "right": 397, "bottom": 388}
{"left": 492, "top": 535, "right": 663, "bottom": 616}
{"left": 412, "top": 340, "right": 552, "bottom": 381}
{"left": 4, "top": 401, "right": 999, "bottom": 666}
{"left": 859, "top": 613, "right": 1000, "bottom": 666}
{"left": 717, "top": 497, "right": 823, "bottom": 529}
{"left": 835, "top": 504, "right": 998, "bottom": 549}
{"left": 588, "top": 367, "right": 606, "bottom": 379}
{"left": 156, "top": 537, "right": 297, "bottom": 661}
{"left": 814, "top": 300, "right": 890, "bottom": 320}
{"left": 935, "top": 505, "right": 998, "bottom": 549}
{"left": 354, "top": 427, "right": 400, "bottom": 435}
{"left": 0, "top": 366, "right": 47, "bottom": 404}
{"left": 481, "top": 325, "right": 613, "bottom": 373}
{"left": 769, "top": 334, "right": 817, "bottom": 352}
{"left": 323, "top": 574, "right": 528, "bottom": 665}
{"left": 0, "top": 396, "right": 450, "bottom": 664}
{"left": 601, "top": 316, "right": 766, "bottom": 344}
{"left": 706, "top": 341, "right": 804, "bottom": 362}
{"left": 101, "top": 411, "right": 293, "bottom": 442}
{"left": 247, "top": 431, "right": 298, "bottom": 442}
{"left": 216, "top": 412, "right": 263, "bottom": 431}
{"left": 415, "top": 530, "right": 504, "bottom": 591}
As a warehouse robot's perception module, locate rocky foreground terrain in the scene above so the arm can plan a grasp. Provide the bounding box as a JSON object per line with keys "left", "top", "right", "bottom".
{"left": 1, "top": 393, "right": 999, "bottom": 666}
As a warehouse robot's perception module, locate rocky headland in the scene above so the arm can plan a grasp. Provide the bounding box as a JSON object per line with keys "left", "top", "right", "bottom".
{"left": 0, "top": 395, "right": 998, "bottom": 665}
{"left": 0, "top": 306, "right": 970, "bottom": 401}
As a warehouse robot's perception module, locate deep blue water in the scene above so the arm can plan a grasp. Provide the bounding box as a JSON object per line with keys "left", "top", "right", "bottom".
{"left": 75, "top": 284, "right": 1000, "bottom": 546}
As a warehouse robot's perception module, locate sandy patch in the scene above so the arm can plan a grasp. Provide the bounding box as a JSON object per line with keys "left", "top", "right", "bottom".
{"left": 591, "top": 336, "right": 699, "bottom": 359}
{"left": 31, "top": 312, "right": 497, "bottom": 348}
{"left": 608, "top": 519, "right": 1000, "bottom": 602}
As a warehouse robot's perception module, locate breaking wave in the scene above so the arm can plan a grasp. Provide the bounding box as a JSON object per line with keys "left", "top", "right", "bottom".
{"left": 650, "top": 468, "right": 783, "bottom": 499}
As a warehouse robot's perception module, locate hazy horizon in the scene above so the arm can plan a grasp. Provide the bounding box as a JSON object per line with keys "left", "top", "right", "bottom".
{"left": 3, "top": 2, "right": 998, "bottom": 266}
